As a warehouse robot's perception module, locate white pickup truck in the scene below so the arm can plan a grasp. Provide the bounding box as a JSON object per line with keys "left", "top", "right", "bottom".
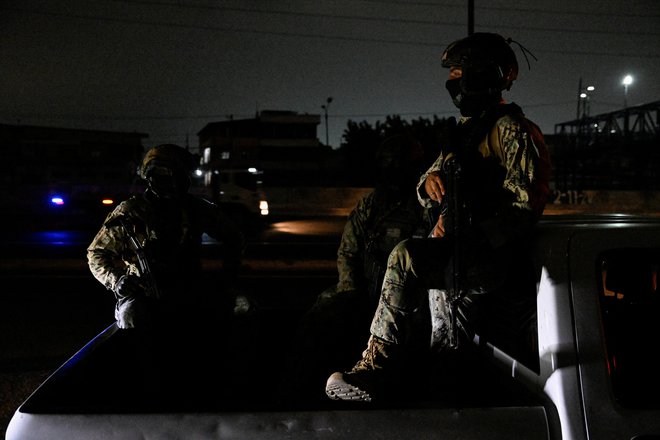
{"left": 6, "top": 214, "right": 660, "bottom": 440}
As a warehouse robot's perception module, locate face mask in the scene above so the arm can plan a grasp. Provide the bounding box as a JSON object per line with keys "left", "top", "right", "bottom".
{"left": 445, "top": 78, "right": 501, "bottom": 117}
{"left": 445, "top": 77, "right": 463, "bottom": 109}
{"left": 147, "top": 167, "right": 190, "bottom": 199}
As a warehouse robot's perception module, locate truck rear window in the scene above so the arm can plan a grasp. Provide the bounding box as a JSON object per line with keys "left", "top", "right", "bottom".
{"left": 599, "top": 248, "right": 660, "bottom": 409}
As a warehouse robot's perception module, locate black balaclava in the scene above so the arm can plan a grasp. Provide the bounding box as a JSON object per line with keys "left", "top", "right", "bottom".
{"left": 146, "top": 165, "right": 190, "bottom": 200}
{"left": 446, "top": 74, "right": 503, "bottom": 117}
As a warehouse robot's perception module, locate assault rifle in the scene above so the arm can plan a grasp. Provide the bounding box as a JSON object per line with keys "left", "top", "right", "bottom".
{"left": 442, "top": 155, "right": 466, "bottom": 349}
{"left": 428, "top": 153, "right": 467, "bottom": 350}
{"left": 118, "top": 218, "right": 162, "bottom": 300}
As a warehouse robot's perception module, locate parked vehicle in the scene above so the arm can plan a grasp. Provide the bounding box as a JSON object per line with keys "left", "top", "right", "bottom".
{"left": 191, "top": 165, "right": 270, "bottom": 232}
{"left": 6, "top": 214, "right": 660, "bottom": 440}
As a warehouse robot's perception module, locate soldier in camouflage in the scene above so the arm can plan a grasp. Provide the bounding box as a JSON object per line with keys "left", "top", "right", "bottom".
{"left": 325, "top": 33, "right": 551, "bottom": 402}
{"left": 281, "top": 134, "right": 431, "bottom": 403}
{"left": 87, "top": 144, "right": 244, "bottom": 402}
{"left": 335, "top": 134, "right": 431, "bottom": 301}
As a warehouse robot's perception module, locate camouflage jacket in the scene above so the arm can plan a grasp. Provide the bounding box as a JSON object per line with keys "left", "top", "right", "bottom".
{"left": 87, "top": 190, "right": 244, "bottom": 299}
{"left": 416, "top": 104, "right": 551, "bottom": 248}
{"left": 336, "top": 187, "right": 430, "bottom": 296}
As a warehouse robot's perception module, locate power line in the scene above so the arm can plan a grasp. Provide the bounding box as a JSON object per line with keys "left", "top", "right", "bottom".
{"left": 1, "top": 7, "right": 447, "bottom": 47}
{"left": 108, "top": 0, "right": 660, "bottom": 37}
{"left": 3, "top": 7, "right": 659, "bottom": 57}
{"left": 113, "top": 0, "right": 660, "bottom": 20}
{"left": 356, "top": 0, "right": 660, "bottom": 18}
{"left": 107, "top": 0, "right": 464, "bottom": 27}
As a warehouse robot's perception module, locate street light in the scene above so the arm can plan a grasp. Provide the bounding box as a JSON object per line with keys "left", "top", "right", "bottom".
{"left": 622, "top": 74, "right": 633, "bottom": 108}
{"left": 576, "top": 77, "right": 595, "bottom": 118}
{"left": 321, "top": 97, "right": 333, "bottom": 147}
{"left": 580, "top": 86, "right": 595, "bottom": 117}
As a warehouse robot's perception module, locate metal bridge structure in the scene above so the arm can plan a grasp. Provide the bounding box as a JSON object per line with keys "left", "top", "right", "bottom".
{"left": 554, "top": 100, "right": 660, "bottom": 140}
{"left": 550, "top": 100, "right": 660, "bottom": 191}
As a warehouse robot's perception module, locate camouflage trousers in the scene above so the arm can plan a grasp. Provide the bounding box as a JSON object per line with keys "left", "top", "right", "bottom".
{"left": 369, "top": 236, "right": 508, "bottom": 350}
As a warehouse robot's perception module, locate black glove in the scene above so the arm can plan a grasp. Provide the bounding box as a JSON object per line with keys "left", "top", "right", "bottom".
{"left": 114, "top": 274, "right": 143, "bottom": 298}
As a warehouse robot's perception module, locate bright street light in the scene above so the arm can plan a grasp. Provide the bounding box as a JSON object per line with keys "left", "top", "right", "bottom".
{"left": 622, "top": 74, "right": 634, "bottom": 108}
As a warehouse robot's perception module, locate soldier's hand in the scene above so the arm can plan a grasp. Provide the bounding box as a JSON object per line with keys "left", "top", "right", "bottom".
{"left": 432, "top": 215, "right": 446, "bottom": 238}
{"left": 114, "top": 274, "right": 143, "bottom": 298}
{"left": 424, "top": 172, "right": 446, "bottom": 203}
{"left": 233, "top": 293, "right": 256, "bottom": 316}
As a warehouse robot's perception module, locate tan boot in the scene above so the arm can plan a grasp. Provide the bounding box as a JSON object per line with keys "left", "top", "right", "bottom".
{"left": 325, "top": 335, "right": 397, "bottom": 402}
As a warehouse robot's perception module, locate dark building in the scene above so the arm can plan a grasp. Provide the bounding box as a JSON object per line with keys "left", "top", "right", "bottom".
{"left": 1, "top": 123, "right": 147, "bottom": 228}
{"left": 197, "top": 110, "right": 336, "bottom": 186}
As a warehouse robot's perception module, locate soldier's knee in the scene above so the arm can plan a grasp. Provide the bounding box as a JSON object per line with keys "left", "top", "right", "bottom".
{"left": 387, "top": 239, "right": 414, "bottom": 270}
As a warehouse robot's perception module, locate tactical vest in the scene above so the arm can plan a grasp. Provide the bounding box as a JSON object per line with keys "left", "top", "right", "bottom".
{"left": 441, "top": 103, "right": 525, "bottom": 228}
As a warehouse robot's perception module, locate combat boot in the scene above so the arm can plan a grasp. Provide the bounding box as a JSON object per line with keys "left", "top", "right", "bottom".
{"left": 325, "top": 335, "right": 398, "bottom": 402}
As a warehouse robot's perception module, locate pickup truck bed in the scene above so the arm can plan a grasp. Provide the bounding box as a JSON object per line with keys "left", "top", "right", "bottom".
{"left": 7, "top": 214, "right": 660, "bottom": 440}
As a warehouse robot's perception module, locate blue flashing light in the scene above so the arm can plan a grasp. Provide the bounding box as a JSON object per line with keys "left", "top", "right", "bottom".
{"left": 51, "top": 196, "right": 65, "bottom": 206}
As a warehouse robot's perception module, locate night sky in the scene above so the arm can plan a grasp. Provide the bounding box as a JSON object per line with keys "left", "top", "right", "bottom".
{"left": 2, "top": 0, "right": 659, "bottom": 148}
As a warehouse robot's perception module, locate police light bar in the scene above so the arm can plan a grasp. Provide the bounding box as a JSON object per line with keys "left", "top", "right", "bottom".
{"left": 50, "top": 196, "right": 65, "bottom": 206}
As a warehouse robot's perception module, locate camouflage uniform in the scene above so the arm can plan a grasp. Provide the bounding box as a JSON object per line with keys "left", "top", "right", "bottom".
{"left": 326, "top": 32, "right": 551, "bottom": 403}
{"left": 87, "top": 190, "right": 244, "bottom": 330}
{"left": 371, "top": 107, "right": 550, "bottom": 350}
{"left": 281, "top": 187, "right": 430, "bottom": 402}
{"left": 281, "top": 135, "right": 430, "bottom": 403}
{"left": 87, "top": 143, "right": 245, "bottom": 406}
{"left": 326, "top": 105, "right": 550, "bottom": 403}
{"left": 336, "top": 188, "right": 431, "bottom": 299}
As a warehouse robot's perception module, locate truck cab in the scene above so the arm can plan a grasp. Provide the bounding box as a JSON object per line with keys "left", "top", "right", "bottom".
{"left": 191, "top": 165, "right": 270, "bottom": 232}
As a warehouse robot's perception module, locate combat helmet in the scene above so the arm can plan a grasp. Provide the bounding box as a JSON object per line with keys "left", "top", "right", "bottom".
{"left": 442, "top": 32, "right": 518, "bottom": 93}
{"left": 139, "top": 144, "right": 195, "bottom": 198}
{"left": 139, "top": 144, "right": 195, "bottom": 180}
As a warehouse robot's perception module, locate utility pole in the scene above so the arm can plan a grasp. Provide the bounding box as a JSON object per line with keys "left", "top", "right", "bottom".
{"left": 576, "top": 77, "right": 583, "bottom": 120}
{"left": 321, "top": 97, "right": 333, "bottom": 147}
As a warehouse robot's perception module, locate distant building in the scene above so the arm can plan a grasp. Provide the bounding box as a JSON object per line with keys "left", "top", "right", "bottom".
{"left": 197, "top": 110, "right": 336, "bottom": 186}
{"left": 0, "top": 123, "right": 147, "bottom": 227}
{"left": 1, "top": 123, "right": 147, "bottom": 188}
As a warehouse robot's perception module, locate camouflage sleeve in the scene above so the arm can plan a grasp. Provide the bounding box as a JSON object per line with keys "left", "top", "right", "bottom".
{"left": 86, "top": 206, "right": 134, "bottom": 293}
{"left": 478, "top": 115, "right": 551, "bottom": 248}
{"left": 416, "top": 152, "right": 445, "bottom": 208}
{"left": 489, "top": 115, "right": 551, "bottom": 216}
{"left": 336, "top": 192, "right": 372, "bottom": 293}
